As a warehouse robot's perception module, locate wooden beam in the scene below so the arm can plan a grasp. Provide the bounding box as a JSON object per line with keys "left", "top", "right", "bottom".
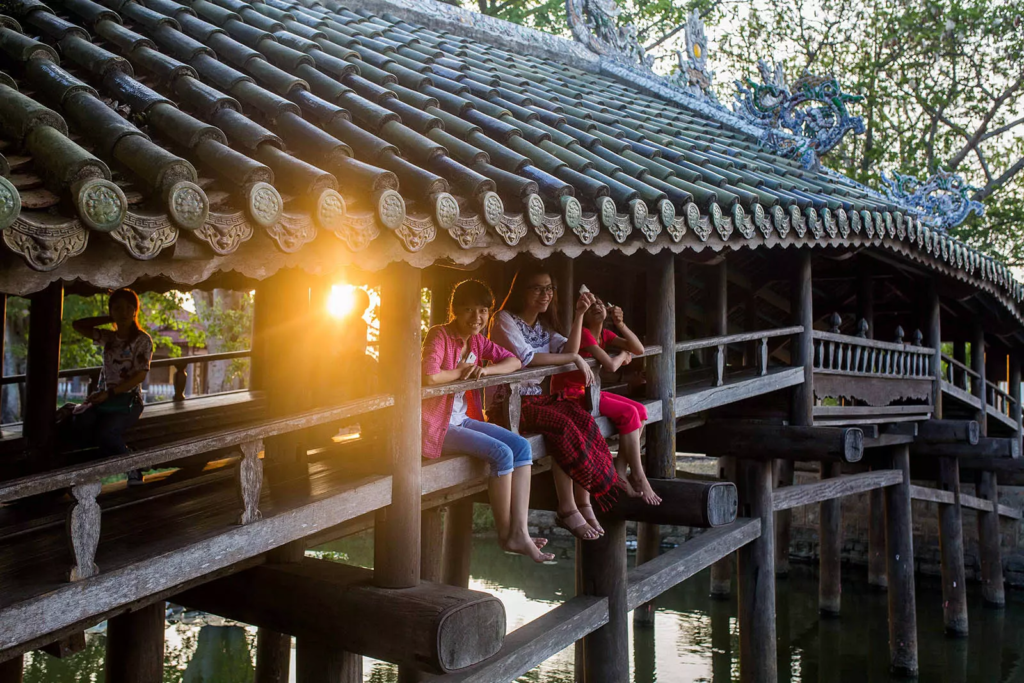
{"left": 37, "top": 632, "right": 86, "bottom": 659}
{"left": 917, "top": 420, "right": 980, "bottom": 445}
{"left": 626, "top": 519, "right": 761, "bottom": 611}
{"left": 376, "top": 263, "right": 423, "bottom": 588}
{"left": 675, "top": 367, "right": 804, "bottom": 416}
{"left": 885, "top": 445, "right": 918, "bottom": 676}
{"left": 529, "top": 473, "right": 736, "bottom": 527}
{"left": 685, "top": 423, "right": 864, "bottom": 463}
{"left": 0, "top": 658, "right": 21, "bottom": 683}
{"left": 912, "top": 437, "right": 1021, "bottom": 459}
{"left": 174, "top": 558, "right": 504, "bottom": 674}
{"left": 421, "top": 596, "right": 609, "bottom": 683}
{"left": 771, "top": 470, "right": 903, "bottom": 511}
{"left": 105, "top": 602, "right": 165, "bottom": 683}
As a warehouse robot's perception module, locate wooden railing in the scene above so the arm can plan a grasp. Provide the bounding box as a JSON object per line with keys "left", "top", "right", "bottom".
{"left": 675, "top": 327, "right": 803, "bottom": 387}
{"left": 1, "top": 350, "right": 252, "bottom": 402}
{"left": 813, "top": 331, "right": 934, "bottom": 379}
{"left": 941, "top": 353, "right": 981, "bottom": 394}
{"left": 987, "top": 381, "right": 1017, "bottom": 419}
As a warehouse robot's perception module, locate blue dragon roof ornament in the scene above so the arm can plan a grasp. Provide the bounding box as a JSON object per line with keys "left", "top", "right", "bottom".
{"left": 734, "top": 59, "right": 866, "bottom": 158}
{"left": 880, "top": 170, "right": 985, "bottom": 231}
{"left": 565, "top": 0, "right": 653, "bottom": 69}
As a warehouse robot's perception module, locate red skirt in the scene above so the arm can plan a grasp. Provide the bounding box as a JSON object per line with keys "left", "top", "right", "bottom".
{"left": 519, "top": 394, "right": 621, "bottom": 508}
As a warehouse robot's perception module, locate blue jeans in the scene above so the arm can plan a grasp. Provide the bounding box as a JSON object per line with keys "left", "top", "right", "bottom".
{"left": 73, "top": 400, "right": 144, "bottom": 457}
{"left": 441, "top": 418, "right": 533, "bottom": 477}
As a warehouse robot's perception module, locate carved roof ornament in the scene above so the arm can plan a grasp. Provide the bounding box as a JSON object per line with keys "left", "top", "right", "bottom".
{"left": 734, "top": 59, "right": 865, "bottom": 159}
{"left": 565, "top": 0, "right": 653, "bottom": 69}
{"left": 879, "top": 170, "right": 985, "bottom": 232}
{"left": 670, "top": 10, "right": 718, "bottom": 102}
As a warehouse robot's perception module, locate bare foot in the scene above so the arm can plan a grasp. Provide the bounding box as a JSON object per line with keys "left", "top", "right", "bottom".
{"left": 578, "top": 504, "right": 605, "bottom": 535}
{"left": 533, "top": 537, "right": 549, "bottom": 549}
{"left": 628, "top": 473, "right": 662, "bottom": 506}
{"left": 503, "top": 532, "right": 555, "bottom": 562}
{"left": 620, "top": 475, "right": 641, "bottom": 498}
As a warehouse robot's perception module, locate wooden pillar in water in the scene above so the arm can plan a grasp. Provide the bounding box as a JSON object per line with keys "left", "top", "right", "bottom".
{"left": 421, "top": 506, "right": 445, "bottom": 583}
{"left": 819, "top": 459, "right": 842, "bottom": 616}
{"left": 375, "top": 262, "right": 422, "bottom": 588}
{"left": 935, "top": 288, "right": 968, "bottom": 635}
{"left": 579, "top": 517, "right": 629, "bottom": 683}
{"left": 25, "top": 282, "right": 62, "bottom": 465}
{"left": 859, "top": 266, "right": 887, "bottom": 591}
{"left": 884, "top": 444, "right": 918, "bottom": 675}
{"left": 0, "top": 657, "right": 22, "bottom": 683}
{"left": 105, "top": 602, "right": 165, "bottom": 683}
{"left": 709, "top": 259, "right": 734, "bottom": 598}
{"left": 975, "top": 328, "right": 1005, "bottom": 606}
{"left": 736, "top": 457, "right": 777, "bottom": 683}
{"left": 296, "top": 641, "right": 362, "bottom": 683}
{"left": 635, "top": 251, "right": 676, "bottom": 625}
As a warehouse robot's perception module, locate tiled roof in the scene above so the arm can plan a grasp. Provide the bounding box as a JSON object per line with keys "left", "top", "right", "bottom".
{"left": 0, "top": 0, "right": 1020, "bottom": 320}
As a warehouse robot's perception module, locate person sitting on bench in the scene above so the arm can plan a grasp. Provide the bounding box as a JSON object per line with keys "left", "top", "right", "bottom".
{"left": 72, "top": 288, "right": 153, "bottom": 485}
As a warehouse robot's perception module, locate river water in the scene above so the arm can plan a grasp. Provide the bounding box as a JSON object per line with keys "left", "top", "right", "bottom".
{"left": 21, "top": 532, "right": 1024, "bottom": 682}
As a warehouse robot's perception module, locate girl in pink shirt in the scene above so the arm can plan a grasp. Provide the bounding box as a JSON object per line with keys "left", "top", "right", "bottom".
{"left": 422, "top": 280, "right": 554, "bottom": 563}
{"left": 554, "top": 298, "right": 662, "bottom": 505}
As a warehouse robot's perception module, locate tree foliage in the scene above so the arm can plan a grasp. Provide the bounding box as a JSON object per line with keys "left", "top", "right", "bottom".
{"left": 454, "top": 0, "right": 1024, "bottom": 263}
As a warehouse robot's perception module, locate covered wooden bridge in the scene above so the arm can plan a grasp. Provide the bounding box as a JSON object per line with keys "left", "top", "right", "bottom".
{"left": 0, "top": 0, "right": 1019, "bottom": 680}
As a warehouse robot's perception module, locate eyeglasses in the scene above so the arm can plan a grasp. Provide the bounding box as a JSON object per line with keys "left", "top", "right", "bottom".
{"left": 526, "top": 285, "right": 557, "bottom": 295}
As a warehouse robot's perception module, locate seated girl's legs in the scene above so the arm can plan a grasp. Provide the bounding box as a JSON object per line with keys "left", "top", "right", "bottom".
{"left": 95, "top": 401, "right": 144, "bottom": 457}
{"left": 441, "top": 419, "right": 552, "bottom": 562}
{"left": 600, "top": 393, "right": 661, "bottom": 505}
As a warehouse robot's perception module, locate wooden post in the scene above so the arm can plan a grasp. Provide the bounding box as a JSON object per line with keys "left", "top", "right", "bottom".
{"left": 953, "top": 341, "right": 967, "bottom": 389}
{"left": 819, "top": 460, "right": 842, "bottom": 615}
{"left": 635, "top": 251, "right": 675, "bottom": 625}
{"left": 708, "top": 260, "right": 734, "bottom": 599}
{"left": 255, "top": 629, "right": 292, "bottom": 683}
{"left": 25, "top": 283, "right": 62, "bottom": 465}
{"left": 1011, "top": 355, "right": 1022, "bottom": 437}
{"left": 579, "top": 517, "right": 628, "bottom": 683}
{"left": 884, "top": 444, "right": 918, "bottom": 676}
{"left": 375, "top": 263, "right": 422, "bottom": 588}
{"left": 105, "top": 602, "right": 165, "bottom": 683}
{"left": 441, "top": 500, "right": 473, "bottom": 588}
{"left": 421, "top": 506, "right": 445, "bottom": 583}
{"left": 296, "top": 640, "right": 362, "bottom": 683}
{"left": 975, "top": 331, "right": 1005, "bottom": 607}
{"left": 736, "top": 457, "right": 777, "bottom": 683}
{"left": 0, "top": 657, "right": 22, "bottom": 683}
{"left": 773, "top": 459, "right": 794, "bottom": 577}
{"left": 428, "top": 270, "right": 453, "bottom": 327}
{"left": 709, "top": 596, "right": 732, "bottom": 682}
{"left": 554, "top": 254, "right": 574, "bottom": 336}
{"left": 929, "top": 288, "right": 967, "bottom": 636}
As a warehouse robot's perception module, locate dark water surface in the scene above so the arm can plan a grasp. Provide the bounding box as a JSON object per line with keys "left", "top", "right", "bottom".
{"left": 22, "top": 533, "right": 1024, "bottom": 682}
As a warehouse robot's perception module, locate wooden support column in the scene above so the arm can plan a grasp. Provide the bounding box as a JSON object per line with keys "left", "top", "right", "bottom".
{"left": 736, "top": 457, "right": 777, "bottom": 683}
{"left": 554, "top": 254, "right": 574, "bottom": 335}
{"left": 773, "top": 459, "right": 794, "bottom": 577}
{"left": 442, "top": 500, "right": 473, "bottom": 589}
{"left": 859, "top": 263, "right": 887, "bottom": 590}
{"left": 884, "top": 444, "right": 918, "bottom": 676}
{"left": 375, "top": 263, "right": 422, "bottom": 588}
{"left": 635, "top": 251, "right": 676, "bottom": 625}
{"left": 0, "top": 657, "right": 22, "bottom": 683}
{"left": 24, "top": 283, "right": 62, "bottom": 465}
{"left": 819, "top": 460, "right": 842, "bottom": 615}
{"left": 935, "top": 290, "right": 968, "bottom": 636}
{"left": 953, "top": 341, "right": 968, "bottom": 389}
{"left": 976, "top": 331, "right": 1005, "bottom": 607}
{"left": 255, "top": 543, "right": 304, "bottom": 683}
{"left": 708, "top": 259, "right": 734, "bottom": 599}
{"left": 105, "top": 602, "right": 165, "bottom": 683}
{"left": 579, "top": 517, "right": 628, "bottom": 683}
{"left": 421, "top": 506, "right": 445, "bottom": 583}
{"left": 296, "top": 641, "right": 362, "bottom": 683}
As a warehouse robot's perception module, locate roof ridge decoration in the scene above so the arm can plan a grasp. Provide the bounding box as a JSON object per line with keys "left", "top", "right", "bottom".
{"left": 733, "top": 59, "right": 866, "bottom": 158}
{"left": 880, "top": 170, "right": 985, "bottom": 232}
{"left": 565, "top": 0, "right": 653, "bottom": 69}
{"left": 670, "top": 10, "right": 717, "bottom": 103}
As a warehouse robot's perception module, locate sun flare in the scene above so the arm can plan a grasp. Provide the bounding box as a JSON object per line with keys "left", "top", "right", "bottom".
{"left": 327, "top": 284, "right": 357, "bottom": 319}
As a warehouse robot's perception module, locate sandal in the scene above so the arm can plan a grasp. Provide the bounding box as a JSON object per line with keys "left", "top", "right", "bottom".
{"left": 556, "top": 510, "right": 600, "bottom": 541}
{"left": 578, "top": 504, "right": 605, "bottom": 535}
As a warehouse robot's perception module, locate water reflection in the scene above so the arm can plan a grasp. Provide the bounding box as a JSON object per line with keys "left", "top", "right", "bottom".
{"left": 21, "top": 536, "right": 1024, "bottom": 682}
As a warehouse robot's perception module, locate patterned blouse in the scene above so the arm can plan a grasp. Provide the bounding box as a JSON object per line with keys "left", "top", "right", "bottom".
{"left": 488, "top": 310, "right": 567, "bottom": 397}
{"left": 90, "top": 328, "right": 154, "bottom": 401}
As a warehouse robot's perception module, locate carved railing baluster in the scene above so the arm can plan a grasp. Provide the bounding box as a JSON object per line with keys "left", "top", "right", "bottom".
{"left": 506, "top": 382, "right": 522, "bottom": 434}
{"left": 67, "top": 481, "right": 102, "bottom": 582}
{"left": 715, "top": 344, "right": 726, "bottom": 386}
{"left": 816, "top": 339, "right": 824, "bottom": 369}
{"left": 173, "top": 362, "right": 188, "bottom": 402}
{"left": 829, "top": 340, "right": 837, "bottom": 369}
{"left": 586, "top": 373, "right": 602, "bottom": 417}
{"left": 237, "top": 439, "right": 264, "bottom": 525}
{"left": 758, "top": 337, "right": 768, "bottom": 376}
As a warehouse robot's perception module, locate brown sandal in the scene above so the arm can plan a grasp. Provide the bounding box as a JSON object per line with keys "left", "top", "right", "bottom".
{"left": 578, "top": 505, "right": 605, "bottom": 535}
{"left": 556, "top": 511, "right": 600, "bottom": 540}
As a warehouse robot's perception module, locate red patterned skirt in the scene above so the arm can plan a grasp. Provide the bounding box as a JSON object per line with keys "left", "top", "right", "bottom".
{"left": 518, "top": 393, "right": 621, "bottom": 508}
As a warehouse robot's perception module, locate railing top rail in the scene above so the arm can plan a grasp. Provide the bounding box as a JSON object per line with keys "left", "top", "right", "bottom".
{"left": 940, "top": 353, "right": 982, "bottom": 379}
{"left": 674, "top": 326, "right": 803, "bottom": 354}
{"left": 0, "top": 393, "right": 394, "bottom": 504}
{"left": 421, "top": 345, "right": 662, "bottom": 399}
{"left": 813, "top": 330, "right": 933, "bottom": 354}
{"left": 0, "top": 349, "right": 253, "bottom": 386}
{"left": 986, "top": 379, "right": 1016, "bottom": 403}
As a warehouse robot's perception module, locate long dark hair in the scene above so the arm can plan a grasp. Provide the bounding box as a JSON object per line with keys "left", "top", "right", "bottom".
{"left": 498, "top": 262, "right": 562, "bottom": 334}
{"left": 108, "top": 288, "right": 142, "bottom": 338}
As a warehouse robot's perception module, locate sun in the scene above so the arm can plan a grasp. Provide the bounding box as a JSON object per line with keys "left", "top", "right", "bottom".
{"left": 326, "top": 284, "right": 357, "bottom": 319}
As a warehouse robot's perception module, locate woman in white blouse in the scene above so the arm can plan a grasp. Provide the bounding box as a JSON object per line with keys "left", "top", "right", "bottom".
{"left": 489, "top": 263, "right": 622, "bottom": 540}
